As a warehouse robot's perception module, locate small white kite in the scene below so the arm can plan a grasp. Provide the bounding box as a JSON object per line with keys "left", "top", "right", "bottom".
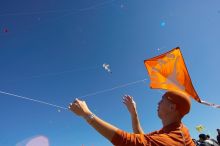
{"left": 103, "top": 63, "right": 112, "bottom": 73}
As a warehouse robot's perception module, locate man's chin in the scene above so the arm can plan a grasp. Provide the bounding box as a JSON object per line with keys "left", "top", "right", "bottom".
{"left": 157, "top": 111, "right": 162, "bottom": 119}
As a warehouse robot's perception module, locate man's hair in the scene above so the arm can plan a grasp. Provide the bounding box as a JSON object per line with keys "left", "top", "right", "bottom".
{"left": 217, "top": 129, "right": 220, "bottom": 134}
{"left": 206, "top": 134, "right": 210, "bottom": 139}
{"left": 199, "top": 134, "right": 207, "bottom": 141}
{"left": 163, "top": 91, "right": 191, "bottom": 117}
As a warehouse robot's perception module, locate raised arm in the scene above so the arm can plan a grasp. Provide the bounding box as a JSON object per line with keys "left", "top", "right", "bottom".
{"left": 69, "top": 98, "right": 118, "bottom": 141}
{"left": 123, "top": 95, "right": 144, "bottom": 134}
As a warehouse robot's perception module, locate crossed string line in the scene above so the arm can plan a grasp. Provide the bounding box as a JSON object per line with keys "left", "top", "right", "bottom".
{"left": 3, "top": 76, "right": 217, "bottom": 111}
{"left": 0, "top": 0, "right": 117, "bottom": 17}
{"left": 0, "top": 78, "right": 148, "bottom": 110}
{"left": 0, "top": 0, "right": 117, "bottom": 36}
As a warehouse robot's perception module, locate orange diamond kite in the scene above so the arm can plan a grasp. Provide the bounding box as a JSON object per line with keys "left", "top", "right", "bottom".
{"left": 144, "top": 47, "right": 220, "bottom": 108}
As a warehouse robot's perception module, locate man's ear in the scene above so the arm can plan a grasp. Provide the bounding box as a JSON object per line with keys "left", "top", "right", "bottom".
{"left": 170, "top": 103, "right": 177, "bottom": 111}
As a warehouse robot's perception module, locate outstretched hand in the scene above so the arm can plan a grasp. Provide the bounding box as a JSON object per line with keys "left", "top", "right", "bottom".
{"left": 123, "top": 95, "right": 144, "bottom": 134}
{"left": 123, "top": 95, "right": 137, "bottom": 116}
{"left": 69, "top": 98, "right": 92, "bottom": 119}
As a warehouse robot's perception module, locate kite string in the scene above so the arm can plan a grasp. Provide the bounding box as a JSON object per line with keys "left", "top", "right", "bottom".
{"left": 0, "top": 78, "right": 148, "bottom": 110}
{"left": 0, "top": 0, "right": 116, "bottom": 36}
{"left": 0, "top": 0, "right": 116, "bottom": 16}
{"left": 6, "top": 66, "right": 99, "bottom": 83}
{"left": 28, "top": 0, "right": 116, "bottom": 27}
{"left": 80, "top": 79, "right": 147, "bottom": 99}
{"left": 0, "top": 90, "right": 68, "bottom": 110}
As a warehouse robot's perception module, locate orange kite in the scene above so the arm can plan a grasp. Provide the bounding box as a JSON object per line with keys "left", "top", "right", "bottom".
{"left": 144, "top": 47, "right": 220, "bottom": 108}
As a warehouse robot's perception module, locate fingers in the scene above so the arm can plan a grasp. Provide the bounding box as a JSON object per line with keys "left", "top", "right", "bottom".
{"left": 122, "top": 95, "right": 136, "bottom": 108}
{"left": 69, "top": 102, "right": 77, "bottom": 110}
{"left": 69, "top": 98, "right": 92, "bottom": 117}
{"left": 122, "top": 95, "right": 128, "bottom": 105}
{"left": 123, "top": 95, "right": 133, "bottom": 102}
{"left": 69, "top": 98, "right": 84, "bottom": 110}
{"left": 74, "top": 98, "right": 80, "bottom": 104}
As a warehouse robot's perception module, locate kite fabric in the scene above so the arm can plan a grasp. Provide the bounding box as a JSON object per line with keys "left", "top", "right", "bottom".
{"left": 144, "top": 47, "right": 220, "bottom": 108}
{"left": 196, "top": 125, "right": 205, "bottom": 133}
{"left": 103, "top": 63, "right": 112, "bottom": 73}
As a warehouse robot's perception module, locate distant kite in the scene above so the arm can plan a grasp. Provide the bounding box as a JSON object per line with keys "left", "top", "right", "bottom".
{"left": 103, "top": 63, "right": 112, "bottom": 73}
{"left": 160, "top": 21, "right": 166, "bottom": 27}
{"left": 3, "top": 28, "right": 9, "bottom": 33}
{"left": 196, "top": 125, "right": 205, "bottom": 133}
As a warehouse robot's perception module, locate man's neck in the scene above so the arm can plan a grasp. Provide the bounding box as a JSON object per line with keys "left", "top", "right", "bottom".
{"left": 162, "top": 117, "right": 181, "bottom": 127}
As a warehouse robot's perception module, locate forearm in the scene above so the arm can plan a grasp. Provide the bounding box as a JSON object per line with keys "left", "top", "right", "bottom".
{"left": 84, "top": 112, "right": 119, "bottom": 141}
{"left": 131, "top": 113, "right": 144, "bottom": 134}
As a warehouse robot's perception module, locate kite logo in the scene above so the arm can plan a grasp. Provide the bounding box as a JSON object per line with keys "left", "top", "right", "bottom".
{"left": 160, "top": 55, "right": 185, "bottom": 91}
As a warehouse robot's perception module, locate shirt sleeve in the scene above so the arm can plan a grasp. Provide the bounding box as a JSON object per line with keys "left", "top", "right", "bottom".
{"left": 111, "top": 129, "right": 147, "bottom": 146}
{"left": 111, "top": 129, "right": 187, "bottom": 146}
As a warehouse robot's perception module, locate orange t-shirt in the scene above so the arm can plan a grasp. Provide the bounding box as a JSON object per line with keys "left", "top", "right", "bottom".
{"left": 111, "top": 122, "right": 195, "bottom": 146}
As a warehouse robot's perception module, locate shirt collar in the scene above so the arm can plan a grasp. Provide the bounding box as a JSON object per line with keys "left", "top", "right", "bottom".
{"left": 162, "top": 122, "right": 182, "bottom": 133}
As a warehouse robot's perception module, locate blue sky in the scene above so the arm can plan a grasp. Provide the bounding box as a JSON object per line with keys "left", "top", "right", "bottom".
{"left": 1, "top": 0, "right": 220, "bottom": 146}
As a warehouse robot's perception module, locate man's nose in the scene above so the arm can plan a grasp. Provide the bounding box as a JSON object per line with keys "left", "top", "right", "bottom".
{"left": 158, "top": 100, "right": 161, "bottom": 105}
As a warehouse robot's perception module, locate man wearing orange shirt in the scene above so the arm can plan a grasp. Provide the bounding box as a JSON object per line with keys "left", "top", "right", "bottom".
{"left": 69, "top": 91, "right": 195, "bottom": 146}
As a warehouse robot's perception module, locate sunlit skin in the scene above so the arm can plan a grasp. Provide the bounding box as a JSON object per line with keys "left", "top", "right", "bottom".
{"left": 122, "top": 95, "right": 144, "bottom": 134}
{"left": 157, "top": 96, "right": 182, "bottom": 127}
{"left": 122, "top": 94, "right": 183, "bottom": 135}
{"left": 69, "top": 98, "right": 118, "bottom": 141}
{"left": 69, "top": 91, "right": 197, "bottom": 146}
{"left": 69, "top": 95, "right": 183, "bottom": 141}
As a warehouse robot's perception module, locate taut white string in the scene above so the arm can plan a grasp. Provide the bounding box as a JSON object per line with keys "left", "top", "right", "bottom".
{"left": 0, "top": 90, "right": 68, "bottom": 110}
{"left": 0, "top": 78, "right": 148, "bottom": 109}
{"left": 80, "top": 79, "right": 147, "bottom": 98}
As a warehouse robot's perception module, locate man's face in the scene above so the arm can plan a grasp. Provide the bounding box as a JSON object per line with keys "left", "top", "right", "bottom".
{"left": 199, "top": 138, "right": 204, "bottom": 142}
{"left": 157, "top": 96, "right": 175, "bottom": 119}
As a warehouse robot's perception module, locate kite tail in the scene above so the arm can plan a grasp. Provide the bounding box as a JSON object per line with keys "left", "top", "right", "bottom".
{"left": 200, "top": 100, "right": 220, "bottom": 108}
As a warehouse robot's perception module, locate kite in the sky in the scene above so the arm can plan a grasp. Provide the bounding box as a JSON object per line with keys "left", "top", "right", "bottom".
{"left": 160, "top": 21, "right": 166, "bottom": 27}
{"left": 103, "top": 63, "right": 112, "bottom": 73}
{"left": 3, "top": 28, "right": 9, "bottom": 33}
{"left": 144, "top": 47, "right": 220, "bottom": 108}
{"left": 196, "top": 125, "right": 205, "bottom": 133}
